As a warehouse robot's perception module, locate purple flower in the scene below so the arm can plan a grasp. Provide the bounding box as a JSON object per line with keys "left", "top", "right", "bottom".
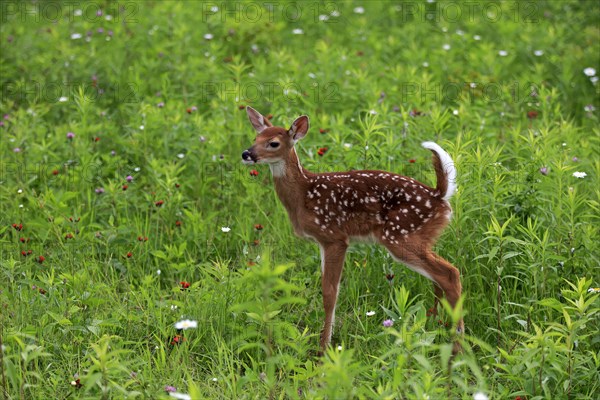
{"left": 97, "top": 27, "right": 104, "bottom": 34}
{"left": 95, "top": 187, "right": 105, "bottom": 194}
{"left": 110, "top": 150, "right": 116, "bottom": 156}
{"left": 164, "top": 385, "right": 176, "bottom": 393}
{"left": 157, "top": 102, "right": 165, "bottom": 108}
{"left": 126, "top": 175, "right": 133, "bottom": 182}
{"left": 0, "top": 121, "right": 4, "bottom": 127}
{"left": 383, "top": 319, "right": 394, "bottom": 327}
{"left": 13, "top": 147, "right": 21, "bottom": 153}
{"left": 3, "top": 114, "right": 9, "bottom": 120}
{"left": 96, "top": 9, "right": 103, "bottom": 17}
{"left": 67, "top": 132, "right": 75, "bottom": 139}
{"left": 107, "top": 30, "right": 113, "bottom": 37}
{"left": 191, "top": 106, "right": 198, "bottom": 112}
{"left": 572, "top": 157, "right": 579, "bottom": 162}
{"left": 539, "top": 167, "right": 548, "bottom": 176}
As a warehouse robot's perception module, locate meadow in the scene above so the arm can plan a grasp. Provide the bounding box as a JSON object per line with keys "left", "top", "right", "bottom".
{"left": 0, "top": 1, "right": 599, "bottom": 399}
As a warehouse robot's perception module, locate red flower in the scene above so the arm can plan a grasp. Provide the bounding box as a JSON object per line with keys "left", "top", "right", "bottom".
{"left": 175, "top": 220, "right": 182, "bottom": 227}
{"left": 254, "top": 224, "right": 263, "bottom": 231}
{"left": 186, "top": 108, "right": 192, "bottom": 114}
{"left": 19, "top": 237, "right": 29, "bottom": 243}
{"left": 426, "top": 307, "right": 438, "bottom": 317}
{"left": 527, "top": 110, "right": 538, "bottom": 119}
{"left": 171, "top": 334, "right": 186, "bottom": 345}
{"left": 137, "top": 236, "right": 148, "bottom": 242}
{"left": 65, "top": 233, "right": 74, "bottom": 240}
{"left": 385, "top": 273, "right": 394, "bottom": 282}
{"left": 12, "top": 223, "right": 23, "bottom": 231}
{"left": 409, "top": 159, "right": 416, "bottom": 163}
{"left": 317, "top": 147, "right": 328, "bottom": 156}
{"left": 21, "top": 250, "right": 29, "bottom": 257}
{"left": 69, "top": 217, "right": 80, "bottom": 223}
{"left": 155, "top": 200, "right": 164, "bottom": 207}
{"left": 319, "top": 128, "right": 329, "bottom": 134}
{"left": 122, "top": 185, "right": 128, "bottom": 191}
{"left": 249, "top": 169, "right": 259, "bottom": 177}
{"left": 238, "top": 104, "right": 246, "bottom": 110}
{"left": 410, "top": 108, "right": 422, "bottom": 117}
{"left": 71, "top": 379, "right": 82, "bottom": 389}
{"left": 175, "top": 183, "right": 180, "bottom": 188}
{"left": 52, "top": 169, "right": 59, "bottom": 175}
{"left": 93, "top": 136, "right": 100, "bottom": 142}
{"left": 180, "top": 281, "right": 190, "bottom": 290}
{"left": 126, "top": 252, "right": 133, "bottom": 258}
{"left": 253, "top": 239, "right": 260, "bottom": 246}
{"left": 38, "top": 288, "right": 47, "bottom": 295}
{"left": 37, "top": 255, "right": 45, "bottom": 263}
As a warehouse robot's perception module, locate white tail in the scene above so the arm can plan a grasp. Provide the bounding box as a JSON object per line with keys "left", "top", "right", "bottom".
{"left": 242, "top": 107, "right": 464, "bottom": 354}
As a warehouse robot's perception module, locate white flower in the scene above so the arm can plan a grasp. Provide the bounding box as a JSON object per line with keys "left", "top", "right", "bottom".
{"left": 157, "top": 269, "right": 161, "bottom": 275}
{"left": 169, "top": 393, "right": 192, "bottom": 400}
{"left": 591, "top": 76, "right": 599, "bottom": 84}
{"left": 308, "top": 72, "right": 316, "bottom": 79}
{"left": 134, "top": 167, "right": 141, "bottom": 172}
{"left": 343, "top": 143, "right": 352, "bottom": 149}
{"left": 174, "top": 319, "right": 198, "bottom": 330}
{"left": 19, "top": 204, "right": 23, "bottom": 208}
{"left": 366, "top": 311, "right": 376, "bottom": 317}
{"left": 330, "top": 10, "right": 340, "bottom": 17}
{"left": 71, "top": 33, "right": 82, "bottom": 40}
{"left": 442, "top": 44, "right": 451, "bottom": 51}
{"left": 210, "top": 6, "right": 219, "bottom": 12}
{"left": 337, "top": 345, "right": 343, "bottom": 350}
{"left": 73, "top": 9, "right": 82, "bottom": 16}
{"left": 221, "top": 227, "right": 231, "bottom": 233}
{"left": 319, "top": 14, "right": 329, "bottom": 21}
{"left": 170, "top": 305, "right": 178, "bottom": 311}
{"left": 204, "top": 33, "right": 213, "bottom": 40}
{"left": 211, "top": 377, "right": 218, "bottom": 382}
{"left": 572, "top": 171, "right": 587, "bottom": 178}
{"left": 456, "top": 29, "right": 464, "bottom": 36}
{"left": 177, "top": 153, "right": 185, "bottom": 159}
{"left": 584, "top": 104, "right": 595, "bottom": 112}
{"left": 59, "top": 96, "right": 68, "bottom": 102}
{"left": 139, "top": 125, "right": 144, "bottom": 130}
{"left": 369, "top": 109, "right": 377, "bottom": 115}
{"left": 498, "top": 50, "right": 508, "bottom": 56}
{"left": 453, "top": 109, "right": 459, "bottom": 115}
{"left": 469, "top": 82, "right": 477, "bottom": 88}
{"left": 534, "top": 50, "right": 544, "bottom": 56}
{"left": 583, "top": 67, "right": 596, "bottom": 77}
{"left": 473, "top": 35, "right": 481, "bottom": 40}
{"left": 17, "top": 189, "right": 23, "bottom": 194}
{"left": 105, "top": 15, "right": 112, "bottom": 21}
{"left": 473, "top": 392, "right": 489, "bottom": 400}
{"left": 292, "top": 28, "right": 304, "bottom": 35}
{"left": 353, "top": 7, "right": 365, "bottom": 14}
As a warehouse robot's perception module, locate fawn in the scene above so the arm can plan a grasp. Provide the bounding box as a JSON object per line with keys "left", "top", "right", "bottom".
{"left": 242, "top": 107, "right": 463, "bottom": 354}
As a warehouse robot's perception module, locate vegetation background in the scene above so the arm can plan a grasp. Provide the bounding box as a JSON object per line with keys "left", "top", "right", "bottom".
{"left": 1, "top": 1, "right": 599, "bottom": 399}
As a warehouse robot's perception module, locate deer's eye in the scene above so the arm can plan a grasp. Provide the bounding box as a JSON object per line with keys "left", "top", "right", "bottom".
{"left": 269, "top": 142, "right": 280, "bottom": 148}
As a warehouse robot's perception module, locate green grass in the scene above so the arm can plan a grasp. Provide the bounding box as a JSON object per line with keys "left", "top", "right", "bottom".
{"left": 1, "top": 1, "right": 599, "bottom": 399}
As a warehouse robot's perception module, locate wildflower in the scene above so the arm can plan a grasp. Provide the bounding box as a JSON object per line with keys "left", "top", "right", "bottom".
{"left": 292, "top": 28, "right": 304, "bottom": 35}
{"left": 253, "top": 240, "right": 260, "bottom": 246}
{"left": 410, "top": 108, "right": 422, "bottom": 117}
{"left": 584, "top": 104, "right": 595, "bottom": 112}
{"left": 343, "top": 143, "right": 352, "bottom": 149}
{"left": 238, "top": 104, "right": 246, "bottom": 110}
{"left": 254, "top": 224, "right": 263, "bottom": 231}
{"left": 165, "top": 386, "right": 177, "bottom": 393}
{"left": 473, "top": 392, "right": 489, "bottom": 400}
{"left": 170, "top": 305, "right": 177, "bottom": 311}
{"left": 155, "top": 200, "right": 164, "bottom": 207}
{"left": 408, "top": 159, "right": 416, "bottom": 163}
{"left": 498, "top": 50, "right": 508, "bottom": 56}
{"left": 587, "top": 288, "right": 600, "bottom": 293}
{"left": 67, "top": 132, "right": 75, "bottom": 139}
{"left": 13, "top": 147, "right": 21, "bottom": 153}
{"left": 70, "top": 378, "right": 82, "bottom": 388}
{"left": 65, "top": 233, "right": 74, "bottom": 240}
{"left": 368, "top": 109, "right": 377, "bottom": 115}
{"left": 337, "top": 345, "right": 343, "bottom": 350}
{"left": 442, "top": 44, "right": 451, "bottom": 51}
{"left": 583, "top": 67, "right": 596, "bottom": 77}
{"left": 534, "top": 50, "right": 544, "bottom": 56}
{"left": 353, "top": 6, "right": 365, "bottom": 14}
{"left": 95, "top": 188, "right": 104, "bottom": 194}
{"left": 175, "top": 183, "right": 181, "bottom": 188}
{"left": 38, "top": 288, "right": 47, "bottom": 295}
{"left": 319, "top": 128, "right": 329, "bottom": 134}
{"left": 19, "top": 237, "right": 29, "bottom": 243}
{"left": 366, "top": 311, "right": 376, "bottom": 317}
{"left": 452, "top": 109, "right": 459, "bottom": 116}
{"left": 157, "top": 269, "right": 161, "bottom": 275}
{"left": 12, "top": 223, "right": 23, "bottom": 231}
{"left": 539, "top": 167, "right": 548, "bottom": 176}
{"left": 527, "top": 110, "right": 538, "bottom": 119}
{"left": 572, "top": 171, "right": 587, "bottom": 178}
{"left": 221, "top": 227, "right": 231, "bottom": 233}
{"left": 211, "top": 377, "right": 218, "bottom": 382}
{"left": 122, "top": 185, "right": 128, "bottom": 191}
{"left": 126, "top": 175, "right": 133, "bottom": 182}
{"left": 249, "top": 169, "right": 259, "bottom": 177}
{"left": 383, "top": 319, "right": 394, "bottom": 327}
{"left": 385, "top": 273, "right": 394, "bottom": 282}
{"left": 169, "top": 393, "right": 192, "bottom": 400}
{"left": 71, "top": 33, "right": 82, "bottom": 40}
{"left": 174, "top": 319, "right": 198, "bottom": 330}
{"left": 204, "top": 33, "right": 214, "bottom": 40}
{"left": 180, "top": 281, "right": 190, "bottom": 290}
{"left": 126, "top": 252, "right": 132, "bottom": 258}
{"left": 157, "top": 102, "right": 165, "bottom": 108}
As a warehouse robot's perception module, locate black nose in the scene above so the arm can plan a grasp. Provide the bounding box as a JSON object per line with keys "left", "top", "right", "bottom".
{"left": 242, "top": 150, "right": 253, "bottom": 161}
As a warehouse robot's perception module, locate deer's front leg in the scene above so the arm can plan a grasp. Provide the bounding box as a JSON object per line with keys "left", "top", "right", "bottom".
{"left": 319, "top": 241, "right": 348, "bottom": 353}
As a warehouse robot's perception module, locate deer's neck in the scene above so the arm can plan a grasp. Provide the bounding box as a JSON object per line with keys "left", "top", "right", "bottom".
{"left": 271, "top": 149, "right": 311, "bottom": 224}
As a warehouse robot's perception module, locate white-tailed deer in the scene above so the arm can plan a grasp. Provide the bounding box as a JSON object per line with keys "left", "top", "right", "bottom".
{"left": 242, "top": 107, "right": 463, "bottom": 354}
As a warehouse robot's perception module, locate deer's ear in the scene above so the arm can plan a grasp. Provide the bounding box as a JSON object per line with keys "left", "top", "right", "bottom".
{"left": 246, "top": 106, "right": 272, "bottom": 134}
{"left": 288, "top": 115, "right": 309, "bottom": 142}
